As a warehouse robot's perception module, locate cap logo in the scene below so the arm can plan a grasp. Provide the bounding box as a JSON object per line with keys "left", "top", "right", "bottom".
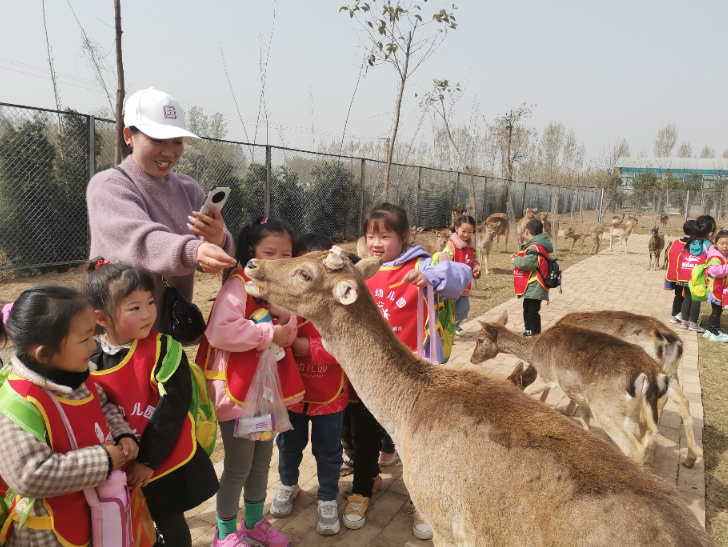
{"left": 163, "top": 105, "right": 177, "bottom": 119}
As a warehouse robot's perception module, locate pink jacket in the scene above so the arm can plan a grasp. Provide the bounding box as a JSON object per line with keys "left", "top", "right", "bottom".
{"left": 440, "top": 232, "right": 481, "bottom": 270}
{"left": 707, "top": 246, "right": 728, "bottom": 279}
{"left": 204, "top": 276, "right": 298, "bottom": 422}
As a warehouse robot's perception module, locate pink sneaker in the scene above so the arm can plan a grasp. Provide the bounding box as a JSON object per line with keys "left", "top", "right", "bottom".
{"left": 211, "top": 526, "right": 251, "bottom": 546}
{"left": 243, "top": 518, "right": 292, "bottom": 547}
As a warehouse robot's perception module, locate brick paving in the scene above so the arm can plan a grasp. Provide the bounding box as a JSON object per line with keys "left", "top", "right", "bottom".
{"left": 188, "top": 233, "right": 706, "bottom": 545}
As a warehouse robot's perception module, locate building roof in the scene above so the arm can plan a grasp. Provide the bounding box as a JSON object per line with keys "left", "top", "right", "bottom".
{"left": 617, "top": 157, "right": 728, "bottom": 175}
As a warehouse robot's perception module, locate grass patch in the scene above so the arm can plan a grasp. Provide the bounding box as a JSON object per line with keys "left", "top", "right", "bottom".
{"left": 698, "top": 303, "right": 728, "bottom": 544}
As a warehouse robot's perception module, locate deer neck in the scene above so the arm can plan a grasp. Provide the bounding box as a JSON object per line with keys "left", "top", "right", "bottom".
{"left": 496, "top": 327, "right": 534, "bottom": 361}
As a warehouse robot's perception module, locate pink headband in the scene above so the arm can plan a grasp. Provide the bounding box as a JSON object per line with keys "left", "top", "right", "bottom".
{"left": 2, "top": 302, "right": 13, "bottom": 324}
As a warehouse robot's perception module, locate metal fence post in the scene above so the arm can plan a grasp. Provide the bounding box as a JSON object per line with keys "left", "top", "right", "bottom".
{"left": 265, "top": 145, "right": 271, "bottom": 217}
{"left": 598, "top": 187, "right": 605, "bottom": 223}
{"left": 684, "top": 190, "right": 690, "bottom": 222}
{"left": 358, "top": 158, "right": 365, "bottom": 238}
{"left": 520, "top": 182, "right": 528, "bottom": 215}
{"left": 551, "top": 185, "right": 560, "bottom": 254}
{"left": 416, "top": 166, "right": 422, "bottom": 229}
{"left": 87, "top": 115, "right": 95, "bottom": 181}
{"left": 455, "top": 171, "right": 461, "bottom": 206}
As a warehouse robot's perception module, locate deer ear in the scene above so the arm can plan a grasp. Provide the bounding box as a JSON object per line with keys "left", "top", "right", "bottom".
{"left": 355, "top": 256, "right": 382, "bottom": 280}
{"left": 333, "top": 280, "right": 358, "bottom": 305}
{"left": 496, "top": 310, "right": 508, "bottom": 326}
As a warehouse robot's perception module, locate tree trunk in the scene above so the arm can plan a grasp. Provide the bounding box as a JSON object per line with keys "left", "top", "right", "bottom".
{"left": 382, "top": 31, "right": 411, "bottom": 202}
{"left": 114, "top": 0, "right": 125, "bottom": 166}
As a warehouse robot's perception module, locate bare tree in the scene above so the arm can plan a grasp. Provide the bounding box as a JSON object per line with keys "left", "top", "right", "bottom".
{"left": 114, "top": 0, "right": 125, "bottom": 165}
{"left": 653, "top": 124, "right": 678, "bottom": 157}
{"left": 41, "top": 0, "right": 62, "bottom": 131}
{"left": 723, "top": 149, "right": 728, "bottom": 159}
{"left": 488, "top": 104, "right": 535, "bottom": 182}
{"left": 340, "top": 0, "right": 457, "bottom": 201}
{"left": 676, "top": 142, "right": 693, "bottom": 158}
{"left": 700, "top": 145, "right": 715, "bottom": 159}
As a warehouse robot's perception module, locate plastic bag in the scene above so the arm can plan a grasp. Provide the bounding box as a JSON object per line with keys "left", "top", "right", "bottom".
{"left": 234, "top": 347, "right": 292, "bottom": 441}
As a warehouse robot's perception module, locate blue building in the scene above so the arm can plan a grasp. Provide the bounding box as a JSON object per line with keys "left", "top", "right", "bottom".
{"left": 616, "top": 157, "right": 728, "bottom": 189}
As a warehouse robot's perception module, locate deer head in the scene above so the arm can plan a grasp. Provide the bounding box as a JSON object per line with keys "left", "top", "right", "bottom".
{"left": 539, "top": 212, "right": 549, "bottom": 221}
{"left": 435, "top": 229, "right": 450, "bottom": 251}
{"left": 470, "top": 311, "right": 508, "bottom": 364}
{"left": 523, "top": 208, "right": 536, "bottom": 219}
{"left": 244, "top": 247, "right": 382, "bottom": 322}
{"left": 651, "top": 227, "right": 659, "bottom": 236}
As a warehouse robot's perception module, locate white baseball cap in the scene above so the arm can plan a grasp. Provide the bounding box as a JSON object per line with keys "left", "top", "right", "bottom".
{"left": 123, "top": 88, "right": 199, "bottom": 139}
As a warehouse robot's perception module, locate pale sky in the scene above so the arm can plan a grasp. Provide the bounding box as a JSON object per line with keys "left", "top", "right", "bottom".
{"left": 1, "top": 0, "right": 726, "bottom": 163}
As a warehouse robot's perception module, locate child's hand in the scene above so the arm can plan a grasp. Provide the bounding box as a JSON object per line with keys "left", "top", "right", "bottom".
{"left": 126, "top": 461, "right": 155, "bottom": 488}
{"left": 117, "top": 437, "right": 139, "bottom": 461}
{"left": 267, "top": 303, "right": 291, "bottom": 325}
{"left": 472, "top": 267, "right": 481, "bottom": 279}
{"left": 402, "top": 269, "right": 429, "bottom": 288}
{"left": 272, "top": 325, "right": 290, "bottom": 347}
{"left": 104, "top": 443, "right": 128, "bottom": 470}
{"left": 510, "top": 253, "right": 517, "bottom": 259}
{"left": 291, "top": 337, "right": 310, "bottom": 356}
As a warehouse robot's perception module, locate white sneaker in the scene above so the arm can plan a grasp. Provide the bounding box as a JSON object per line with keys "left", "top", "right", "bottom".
{"left": 707, "top": 331, "right": 728, "bottom": 343}
{"left": 411, "top": 502, "right": 433, "bottom": 540}
{"left": 316, "top": 500, "right": 340, "bottom": 535}
{"left": 669, "top": 315, "right": 681, "bottom": 324}
{"left": 270, "top": 484, "right": 300, "bottom": 517}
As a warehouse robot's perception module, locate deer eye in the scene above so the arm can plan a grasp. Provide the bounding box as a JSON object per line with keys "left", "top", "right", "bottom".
{"left": 298, "top": 270, "right": 311, "bottom": 282}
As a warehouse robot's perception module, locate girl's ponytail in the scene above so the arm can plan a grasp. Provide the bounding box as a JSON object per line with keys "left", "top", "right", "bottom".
{"left": 684, "top": 215, "right": 717, "bottom": 251}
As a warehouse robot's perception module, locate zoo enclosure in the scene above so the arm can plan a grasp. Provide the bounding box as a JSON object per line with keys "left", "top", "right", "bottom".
{"left": 0, "top": 102, "right": 605, "bottom": 271}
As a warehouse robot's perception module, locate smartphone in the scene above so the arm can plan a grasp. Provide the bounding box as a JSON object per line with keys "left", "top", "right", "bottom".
{"left": 200, "top": 187, "right": 231, "bottom": 218}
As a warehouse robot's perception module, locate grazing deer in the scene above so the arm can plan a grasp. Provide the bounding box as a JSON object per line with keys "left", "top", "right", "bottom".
{"left": 659, "top": 212, "right": 670, "bottom": 236}
{"left": 476, "top": 223, "right": 496, "bottom": 275}
{"left": 609, "top": 216, "right": 639, "bottom": 253}
{"left": 244, "top": 249, "right": 713, "bottom": 546}
{"left": 451, "top": 203, "right": 468, "bottom": 226}
{"left": 649, "top": 228, "right": 666, "bottom": 270}
{"left": 516, "top": 208, "right": 537, "bottom": 246}
{"left": 485, "top": 212, "right": 509, "bottom": 252}
{"left": 470, "top": 311, "right": 700, "bottom": 468}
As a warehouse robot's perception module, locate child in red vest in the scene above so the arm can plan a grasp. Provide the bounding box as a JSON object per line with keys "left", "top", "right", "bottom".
{"left": 83, "top": 259, "right": 218, "bottom": 547}
{"left": 196, "top": 217, "right": 303, "bottom": 547}
{"left": 0, "top": 286, "right": 136, "bottom": 547}
{"left": 512, "top": 218, "right": 553, "bottom": 336}
{"left": 347, "top": 202, "right": 470, "bottom": 539}
{"left": 665, "top": 220, "right": 695, "bottom": 323}
{"left": 270, "top": 233, "right": 349, "bottom": 536}
{"left": 441, "top": 215, "right": 482, "bottom": 334}
{"left": 704, "top": 230, "right": 728, "bottom": 342}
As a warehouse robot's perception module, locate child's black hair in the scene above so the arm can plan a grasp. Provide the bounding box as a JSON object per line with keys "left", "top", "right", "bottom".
{"left": 452, "top": 215, "right": 476, "bottom": 233}
{"left": 227, "top": 217, "right": 296, "bottom": 281}
{"left": 296, "top": 233, "right": 333, "bottom": 255}
{"left": 82, "top": 258, "right": 155, "bottom": 331}
{"left": 362, "top": 202, "right": 410, "bottom": 243}
{"left": 526, "top": 219, "right": 544, "bottom": 236}
{"left": 6, "top": 285, "right": 91, "bottom": 374}
{"left": 714, "top": 230, "right": 728, "bottom": 244}
{"left": 683, "top": 220, "right": 695, "bottom": 237}
{"left": 684, "top": 215, "right": 716, "bottom": 249}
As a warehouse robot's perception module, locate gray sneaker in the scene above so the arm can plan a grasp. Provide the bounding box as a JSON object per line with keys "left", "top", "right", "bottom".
{"left": 317, "top": 500, "right": 340, "bottom": 535}
{"left": 270, "top": 484, "right": 300, "bottom": 517}
{"left": 688, "top": 322, "right": 705, "bottom": 333}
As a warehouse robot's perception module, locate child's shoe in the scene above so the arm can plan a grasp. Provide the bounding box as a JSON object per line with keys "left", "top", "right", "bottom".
{"left": 343, "top": 494, "right": 369, "bottom": 530}
{"left": 456, "top": 326, "right": 464, "bottom": 335}
{"left": 243, "top": 518, "right": 292, "bottom": 547}
{"left": 411, "top": 503, "right": 433, "bottom": 540}
{"left": 211, "top": 527, "right": 251, "bottom": 547}
{"left": 378, "top": 451, "right": 399, "bottom": 466}
{"left": 341, "top": 475, "right": 382, "bottom": 495}
{"left": 669, "top": 312, "right": 683, "bottom": 324}
{"left": 703, "top": 330, "right": 715, "bottom": 340}
{"left": 270, "top": 484, "right": 300, "bottom": 517}
{"left": 680, "top": 320, "right": 689, "bottom": 330}
{"left": 522, "top": 330, "right": 533, "bottom": 338}
{"left": 688, "top": 322, "right": 705, "bottom": 333}
{"left": 706, "top": 330, "right": 728, "bottom": 343}
{"left": 316, "top": 500, "right": 341, "bottom": 535}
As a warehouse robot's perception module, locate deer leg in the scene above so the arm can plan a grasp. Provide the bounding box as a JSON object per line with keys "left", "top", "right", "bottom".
{"left": 578, "top": 405, "right": 592, "bottom": 431}
{"left": 597, "top": 413, "right": 648, "bottom": 464}
{"left": 523, "top": 380, "right": 556, "bottom": 401}
{"left": 667, "top": 381, "right": 701, "bottom": 468}
{"left": 484, "top": 251, "right": 490, "bottom": 275}
{"left": 563, "top": 398, "right": 577, "bottom": 416}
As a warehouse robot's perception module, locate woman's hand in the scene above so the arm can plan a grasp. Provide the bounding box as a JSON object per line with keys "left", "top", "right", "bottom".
{"left": 272, "top": 325, "right": 290, "bottom": 347}
{"left": 117, "top": 437, "right": 139, "bottom": 461}
{"left": 402, "top": 269, "right": 429, "bottom": 288}
{"left": 188, "top": 207, "right": 226, "bottom": 246}
{"left": 291, "top": 337, "right": 310, "bottom": 356}
{"left": 126, "top": 461, "right": 155, "bottom": 488}
{"left": 268, "top": 303, "right": 290, "bottom": 325}
{"left": 197, "top": 242, "right": 237, "bottom": 274}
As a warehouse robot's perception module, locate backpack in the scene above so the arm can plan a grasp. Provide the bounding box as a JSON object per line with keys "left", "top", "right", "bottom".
{"left": 533, "top": 251, "right": 562, "bottom": 292}
{"left": 689, "top": 263, "right": 709, "bottom": 302}
{"left": 155, "top": 335, "right": 218, "bottom": 456}
{"left": 430, "top": 251, "right": 457, "bottom": 363}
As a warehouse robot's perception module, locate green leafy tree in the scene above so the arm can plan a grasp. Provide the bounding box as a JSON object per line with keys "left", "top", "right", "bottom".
{"left": 306, "top": 162, "right": 359, "bottom": 241}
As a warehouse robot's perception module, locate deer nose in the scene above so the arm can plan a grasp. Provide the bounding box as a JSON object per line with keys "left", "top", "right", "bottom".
{"left": 246, "top": 260, "right": 257, "bottom": 269}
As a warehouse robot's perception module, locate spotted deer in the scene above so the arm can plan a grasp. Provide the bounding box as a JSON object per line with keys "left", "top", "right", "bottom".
{"left": 610, "top": 216, "right": 639, "bottom": 253}
{"left": 485, "top": 212, "right": 509, "bottom": 252}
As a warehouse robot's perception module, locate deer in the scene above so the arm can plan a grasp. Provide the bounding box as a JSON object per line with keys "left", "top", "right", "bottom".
{"left": 649, "top": 227, "right": 666, "bottom": 270}
{"left": 516, "top": 208, "right": 537, "bottom": 247}
{"left": 539, "top": 211, "right": 553, "bottom": 239}
{"left": 485, "top": 212, "right": 509, "bottom": 252}
{"left": 563, "top": 226, "right": 586, "bottom": 253}
{"left": 242, "top": 249, "right": 713, "bottom": 546}
{"left": 451, "top": 203, "right": 468, "bottom": 226}
{"left": 610, "top": 216, "right": 639, "bottom": 253}
{"left": 470, "top": 311, "right": 700, "bottom": 469}
{"left": 659, "top": 212, "right": 670, "bottom": 236}
{"left": 612, "top": 212, "right": 626, "bottom": 224}
{"left": 589, "top": 223, "right": 604, "bottom": 254}
{"left": 663, "top": 240, "right": 671, "bottom": 270}
{"left": 476, "top": 223, "right": 496, "bottom": 275}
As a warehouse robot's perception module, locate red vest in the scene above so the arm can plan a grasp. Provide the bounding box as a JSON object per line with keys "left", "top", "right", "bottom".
{"left": 365, "top": 257, "right": 427, "bottom": 352}
{"left": 514, "top": 243, "right": 549, "bottom": 295}
{"left": 196, "top": 269, "right": 305, "bottom": 406}
{"left": 706, "top": 255, "right": 727, "bottom": 302}
{"left": 91, "top": 331, "right": 196, "bottom": 481}
{"left": 295, "top": 320, "right": 347, "bottom": 405}
{"left": 448, "top": 239, "right": 475, "bottom": 292}
{"left": 0, "top": 377, "right": 110, "bottom": 547}
{"left": 666, "top": 240, "right": 709, "bottom": 283}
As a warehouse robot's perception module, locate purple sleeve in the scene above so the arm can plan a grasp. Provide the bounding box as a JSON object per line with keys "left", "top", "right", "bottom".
{"left": 707, "top": 263, "right": 728, "bottom": 278}
{"left": 417, "top": 257, "right": 472, "bottom": 300}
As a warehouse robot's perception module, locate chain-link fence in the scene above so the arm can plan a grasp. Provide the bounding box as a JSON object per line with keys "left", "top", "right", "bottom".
{"left": 0, "top": 102, "right": 602, "bottom": 271}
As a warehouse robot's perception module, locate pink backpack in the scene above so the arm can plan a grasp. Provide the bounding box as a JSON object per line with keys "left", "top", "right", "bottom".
{"left": 46, "top": 390, "right": 134, "bottom": 547}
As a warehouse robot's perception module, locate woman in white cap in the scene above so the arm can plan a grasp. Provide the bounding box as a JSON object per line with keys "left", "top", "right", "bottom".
{"left": 86, "top": 88, "right": 237, "bottom": 330}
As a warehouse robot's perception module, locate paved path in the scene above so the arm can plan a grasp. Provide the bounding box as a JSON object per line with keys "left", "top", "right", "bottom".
{"left": 188, "top": 233, "right": 706, "bottom": 545}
